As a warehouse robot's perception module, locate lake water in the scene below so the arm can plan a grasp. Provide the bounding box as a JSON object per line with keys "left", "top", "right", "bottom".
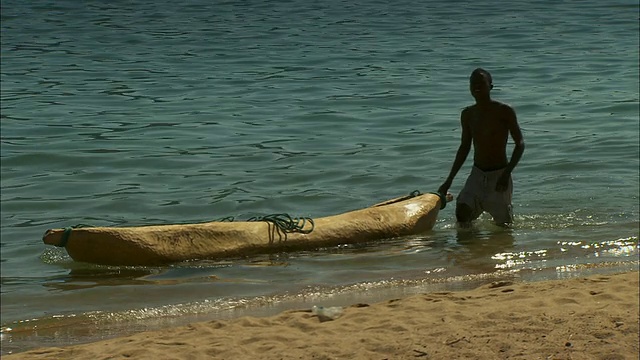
{"left": 1, "top": 0, "right": 638, "bottom": 355}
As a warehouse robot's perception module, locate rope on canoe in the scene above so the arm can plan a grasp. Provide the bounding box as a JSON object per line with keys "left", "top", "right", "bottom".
{"left": 214, "top": 214, "right": 315, "bottom": 233}
{"left": 247, "top": 213, "right": 315, "bottom": 234}
{"left": 215, "top": 213, "right": 315, "bottom": 243}
{"left": 372, "top": 190, "right": 447, "bottom": 209}
{"left": 216, "top": 216, "right": 236, "bottom": 222}
{"left": 373, "top": 190, "right": 422, "bottom": 207}
{"left": 428, "top": 192, "right": 448, "bottom": 210}
{"left": 248, "top": 213, "right": 315, "bottom": 244}
{"left": 57, "top": 224, "right": 94, "bottom": 247}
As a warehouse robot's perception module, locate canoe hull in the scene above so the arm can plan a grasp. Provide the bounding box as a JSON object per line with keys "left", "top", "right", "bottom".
{"left": 43, "top": 193, "right": 443, "bottom": 266}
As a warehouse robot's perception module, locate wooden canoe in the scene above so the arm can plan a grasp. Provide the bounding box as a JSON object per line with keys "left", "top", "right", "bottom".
{"left": 43, "top": 192, "right": 445, "bottom": 266}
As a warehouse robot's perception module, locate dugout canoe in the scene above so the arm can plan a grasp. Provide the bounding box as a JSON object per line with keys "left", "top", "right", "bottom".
{"left": 43, "top": 192, "right": 446, "bottom": 266}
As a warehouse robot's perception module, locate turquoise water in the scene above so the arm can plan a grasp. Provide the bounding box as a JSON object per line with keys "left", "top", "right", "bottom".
{"left": 1, "top": 0, "right": 638, "bottom": 354}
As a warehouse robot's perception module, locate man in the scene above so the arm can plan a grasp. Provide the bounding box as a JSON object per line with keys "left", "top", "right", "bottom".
{"left": 438, "top": 68, "right": 525, "bottom": 227}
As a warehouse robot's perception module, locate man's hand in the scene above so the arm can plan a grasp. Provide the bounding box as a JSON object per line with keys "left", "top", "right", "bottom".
{"left": 495, "top": 172, "right": 510, "bottom": 192}
{"left": 438, "top": 180, "right": 451, "bottom": 197}
{"left": 445, "top": 192, "right": 454, "bottom": 202}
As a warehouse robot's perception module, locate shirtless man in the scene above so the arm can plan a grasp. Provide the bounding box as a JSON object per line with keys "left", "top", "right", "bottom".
{"left": 438, "top": 68, "right": 525, "bottom": 226}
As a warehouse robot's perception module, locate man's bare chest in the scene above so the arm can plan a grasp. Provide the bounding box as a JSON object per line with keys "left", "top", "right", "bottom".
{"left": 470, "top": 111, "right": 506, "bottom": 138}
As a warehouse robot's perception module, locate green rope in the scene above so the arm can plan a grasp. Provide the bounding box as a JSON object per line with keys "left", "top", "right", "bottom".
{"left": 372, "top": 190, "right": 447, "bottom": 209}
{"left": 388, "top": 189, "right": 448, "bottom": 210}
{"left": 214, "top": 213, "right": 315, "bottom": 243}
{"left": 247, "top": 213, "right": 315, "bottom": 235}
{"left": 428, "top": 192, "right": 448, "bottom": 210}
{"left": 58, "top": 224, "right": 94, "bottom": 247}
{"left": 215, "top": 216, "right": 235, "bottom": 222}
{"left": 373, "top": 190, "right": 422, "bottom": 207}
{"left": 409, "top": 190, "right": 422, "bottom": 197}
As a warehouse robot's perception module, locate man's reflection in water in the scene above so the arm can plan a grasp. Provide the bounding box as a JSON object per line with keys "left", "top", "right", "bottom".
{"left": 448, "top": 226, "right": 516, "bottom": 274}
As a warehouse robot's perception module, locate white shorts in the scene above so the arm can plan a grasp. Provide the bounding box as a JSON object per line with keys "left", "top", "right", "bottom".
{"left": 457, "top": 166, "right": 513, "bottom": 224}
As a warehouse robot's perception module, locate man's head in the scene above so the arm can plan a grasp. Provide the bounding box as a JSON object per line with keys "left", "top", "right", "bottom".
{"left": 469, "top": 68, "right": 493, "bottom": 101}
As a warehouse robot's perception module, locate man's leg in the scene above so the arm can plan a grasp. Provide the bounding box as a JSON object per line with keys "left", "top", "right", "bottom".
{"left": 487, "top": 173, "right": 513, "bottom": 227}
{"left": 456, "top": 203, "right": 474, "bottom": 224}
{"left": 456, "top": 203, "right": 475, "bottom": 228}
{"left": 489, "top": 204, "right": 513, "bottom": 227}
{"left": 456, "top": 169, "right": 482, "bottom": 226}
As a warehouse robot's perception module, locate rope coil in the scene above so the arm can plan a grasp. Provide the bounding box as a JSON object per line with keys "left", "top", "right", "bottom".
{"left": 215, "top": 213, "right": 315, "bottom": 243}
{"left": 245, "top": 213, "right": 315, "bottom": 244}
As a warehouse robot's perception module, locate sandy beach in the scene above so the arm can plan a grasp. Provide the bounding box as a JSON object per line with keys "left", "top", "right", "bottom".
{"left": 6, "top": 271, "right": 638, "bottom": 360}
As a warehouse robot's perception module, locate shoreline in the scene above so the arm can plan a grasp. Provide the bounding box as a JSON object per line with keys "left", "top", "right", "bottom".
{"left": 5, "top": 270, "right": 638, "bottom": 360}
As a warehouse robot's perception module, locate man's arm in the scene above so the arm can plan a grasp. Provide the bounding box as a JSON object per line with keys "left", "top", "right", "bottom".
{"left": 495, "top": 105, "right": 525, "bottom": 192}
{"left": 503, "top": 105, "right": 525, "bottom": 175}
{"left": 438, "top": 109, "right": 472, "bottom": 195}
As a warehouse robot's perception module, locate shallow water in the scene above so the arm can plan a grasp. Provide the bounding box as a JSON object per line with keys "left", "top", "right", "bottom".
{"left": 1, "top": 0, "right": 638, "bottom": 354}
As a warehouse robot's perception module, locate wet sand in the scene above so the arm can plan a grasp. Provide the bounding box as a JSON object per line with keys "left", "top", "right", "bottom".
{"left": 6, "top": 271, "right": 638, "bottom": 360}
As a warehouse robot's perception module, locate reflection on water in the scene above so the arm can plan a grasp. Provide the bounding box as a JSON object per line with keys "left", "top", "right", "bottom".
{"left": 43, "top": 268, "right": 160, "bottom": 291}
{"left": 448, "top": 226, "right": 516, "bottom": 274}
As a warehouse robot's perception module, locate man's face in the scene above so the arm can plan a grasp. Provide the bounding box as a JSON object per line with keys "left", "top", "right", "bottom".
{"left": 469, "top": 74, "right": 492, "bottom": 99}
